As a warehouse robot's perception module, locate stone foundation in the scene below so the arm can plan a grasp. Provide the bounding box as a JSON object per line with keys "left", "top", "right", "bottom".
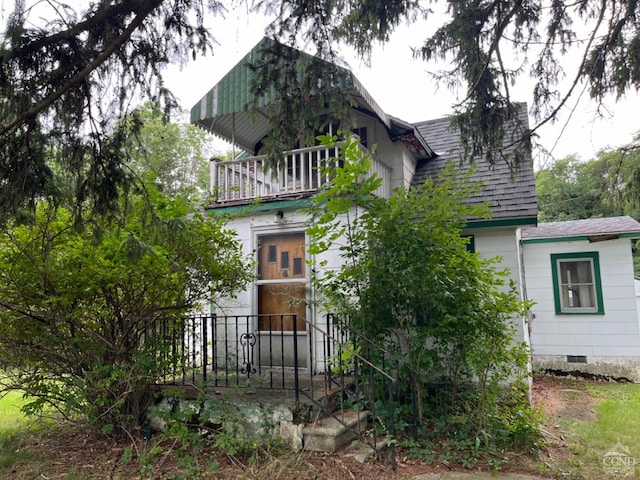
{"left": 532, "top": 355, "right": 640, "bottom": 382}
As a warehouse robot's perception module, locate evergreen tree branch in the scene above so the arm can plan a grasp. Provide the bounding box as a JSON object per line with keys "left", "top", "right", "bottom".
{"left": 0, "top": 0, "right": 162, "bottom": 138}
{"left": 6, "top": 0, "right": 160, "bottom": 58}
{"left": 527, "top": 0, "right": 607, "bottom": 139}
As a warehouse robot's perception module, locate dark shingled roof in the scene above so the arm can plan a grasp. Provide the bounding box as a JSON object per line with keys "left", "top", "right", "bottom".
{"left": 521, "top": 216, "right": 640, "bottom": 240}
{"left": 412, "top": 104, "right": 538, "bottom": 224}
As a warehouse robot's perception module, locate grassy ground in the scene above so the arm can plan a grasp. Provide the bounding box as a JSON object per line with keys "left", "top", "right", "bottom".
{"left": 532, "top": 377, "right": 640, "bottom": 479}
{"left": 0, "top": 390, "right": 34, "bottom": 472}
{"left": 567, "top": 383, "right": 640, "bottom": 478}
{"left": 0, "top": 389, "right": 28, "bottom": 432}
{"left": 1, "top": 376, "right": 640, "bottom": 479}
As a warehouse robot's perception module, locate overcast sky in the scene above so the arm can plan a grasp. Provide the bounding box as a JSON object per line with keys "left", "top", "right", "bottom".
{"left": 164, "top": 7, "right": 640, "bottom": 169}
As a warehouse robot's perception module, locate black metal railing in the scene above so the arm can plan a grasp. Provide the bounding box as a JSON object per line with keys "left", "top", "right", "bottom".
{"left": 300, "top": 314, "right": 400, "bottom": 468}
{"left": 150, "top": 312, "right": 419, "bottom": 469}
{"left": 152, "top": 314, "right": 311, "bottom": 390}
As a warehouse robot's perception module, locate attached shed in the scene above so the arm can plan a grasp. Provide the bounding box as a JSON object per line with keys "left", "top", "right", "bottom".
{"left": 520, "top": 216, "right": 640, "bottom": 381}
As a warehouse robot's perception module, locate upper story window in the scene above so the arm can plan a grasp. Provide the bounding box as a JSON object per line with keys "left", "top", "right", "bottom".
{"left": 352, "top": 127, "right": 368, "bottom": 148}
{"left": 550, "top": 252, "right": 604, "bottom": 315}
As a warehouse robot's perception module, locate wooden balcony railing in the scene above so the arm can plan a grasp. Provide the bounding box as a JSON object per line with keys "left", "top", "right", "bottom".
{"left": 209, "top": 144, "right": 391, "bottom": 204}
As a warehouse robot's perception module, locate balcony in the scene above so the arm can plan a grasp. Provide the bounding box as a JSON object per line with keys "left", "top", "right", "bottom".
{"left": 209, "top": 143, "right": 391, "bottom": 205}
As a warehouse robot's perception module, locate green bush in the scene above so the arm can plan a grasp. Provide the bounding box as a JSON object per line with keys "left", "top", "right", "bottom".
{"left": 307, "top": 135, "right": 541, "bottom": 462}
{"left": 0, "top": 189, "right": 251, "bottom": 434}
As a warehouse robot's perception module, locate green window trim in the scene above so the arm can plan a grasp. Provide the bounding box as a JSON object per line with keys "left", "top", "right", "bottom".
{"left": 550, "top": 252, "right": 604, "bottom": 315}
{"left": 463, "top": 234, "right": 475, "bottom": 253}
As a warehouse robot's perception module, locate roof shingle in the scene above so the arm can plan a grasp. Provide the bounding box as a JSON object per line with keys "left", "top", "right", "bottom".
{"left": 412, "top": 103, "right": 538, "bottom": 223}
{"left": 521, "top": 216, "right": 640, "bottom": 240}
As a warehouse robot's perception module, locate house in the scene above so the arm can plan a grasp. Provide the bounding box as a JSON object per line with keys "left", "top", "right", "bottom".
{"left": 189, "top": 38, "right": 538, "bottom": 375}
{"left": 520, "top": 216, "right": 640, "bottom": 381}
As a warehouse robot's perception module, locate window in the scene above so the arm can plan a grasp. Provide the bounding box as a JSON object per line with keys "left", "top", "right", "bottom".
{"left": 293, "top": 257, "right": 303, "bottom": 277}
{"left": 352, "top": 127, "right": 368, "bottom": 148}
{"left": 268, "top": 245, "right": 277, "bottom": 263}
{"left": 551, "top": 252, "right": 604, "bottom": 314}
{"left": 463, "top": 235, "right": 475, "bottom": 253}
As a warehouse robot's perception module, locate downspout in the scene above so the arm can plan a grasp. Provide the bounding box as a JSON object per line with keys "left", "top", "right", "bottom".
{"left": 516, "top": 227, "right": 532, "bottom": 343}
{"left": 311, "top": 251, "right": 317, "bottom": 374}
{"left": 516, "top": 227, "right": 534, "bottom": 397}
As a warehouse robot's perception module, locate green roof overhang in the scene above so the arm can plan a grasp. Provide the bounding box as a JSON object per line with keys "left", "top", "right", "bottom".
{"left": 190, "top": 37, "right": 435, "bottom": 159}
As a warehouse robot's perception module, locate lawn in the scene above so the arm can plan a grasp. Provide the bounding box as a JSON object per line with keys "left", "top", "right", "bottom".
{"left": 570, "top": 383, "right": 640, "bottom": 478}
{"left": 582, "top": 383, "right": 640, "bottom": 449}
{"left": 0, "top": 389, "right": 34, "bottom": 471}
{"left": 533, "top": 376, "right": 640, "bottom": 479}
{"left": 0, "top": 389, "right": 29, "bottom": 433}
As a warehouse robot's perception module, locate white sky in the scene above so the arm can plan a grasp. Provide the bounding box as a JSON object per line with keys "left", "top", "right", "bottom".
{"left": 164, "top": 7, "right": 640, "bottom": 169}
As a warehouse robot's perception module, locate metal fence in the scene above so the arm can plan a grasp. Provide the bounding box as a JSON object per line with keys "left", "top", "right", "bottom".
{"left": 151, "top": 312, "right": 419, "bottom": 468}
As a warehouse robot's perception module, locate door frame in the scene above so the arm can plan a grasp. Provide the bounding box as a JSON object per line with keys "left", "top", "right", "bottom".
{"left": 252, "top": 222, "right": 312, "bottom": 371}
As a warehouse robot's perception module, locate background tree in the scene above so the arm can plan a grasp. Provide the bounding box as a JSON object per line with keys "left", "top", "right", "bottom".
{"left": 536, "top": 156, "right": 610, "bottom": 222}
{"left": 0, "top": 0, "right": 221, "bottom": 223}
{"left": 126, "top": 103, "right": 212, "bottom": 198}
{"left": 536, "top": 140, "right": 640, "bottom": 274}
{"left": 537, "top": 141, "right": 640, "bottom": 222}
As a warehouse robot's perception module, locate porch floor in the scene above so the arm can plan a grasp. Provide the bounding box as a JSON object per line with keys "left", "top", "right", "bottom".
{"left": 154, "top": 370, "right": 354, "bottom": 417}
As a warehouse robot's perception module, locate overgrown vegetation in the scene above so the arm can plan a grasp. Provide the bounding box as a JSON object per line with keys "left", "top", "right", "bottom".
{"left": 0, "top": 183, "right": 251, "bottom": 434}
{"left": 307, "top": 135, "right": 541, "bottom": 464}
{"left": 0, "top": 387, "right": 304, "bottom": 479}
{"left": 0, "top": 99, "right": 251, "bottom": 435}
{"left": 3, "top": 375, "right": 636, "bottom": 479}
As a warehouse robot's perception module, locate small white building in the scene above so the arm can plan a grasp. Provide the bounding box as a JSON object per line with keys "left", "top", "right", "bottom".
{"left": 520, "top": 216, "right": 640, "bottom": 381}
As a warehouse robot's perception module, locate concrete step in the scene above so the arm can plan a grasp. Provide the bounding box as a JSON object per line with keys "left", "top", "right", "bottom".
{"left": 303, "top": 409, "right": 369, "bottom": 453}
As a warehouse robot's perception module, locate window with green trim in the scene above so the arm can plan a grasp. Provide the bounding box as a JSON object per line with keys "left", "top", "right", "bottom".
{"left": 463, "top": 235, "right": 475, "bottom": 253}
{"left": 551, "top": 252, "right": 604, "bottom": 314}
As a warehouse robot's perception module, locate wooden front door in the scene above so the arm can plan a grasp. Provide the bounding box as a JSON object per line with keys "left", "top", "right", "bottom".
{"left": 257, "top": 232, "right": 307, "bottom": 332}
{"left": 256, "top": 232, "right": 308, "bottom": 368}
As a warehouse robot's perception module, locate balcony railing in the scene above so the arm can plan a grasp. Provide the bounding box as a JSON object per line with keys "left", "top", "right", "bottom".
{"left": 210, "top": 143, "right": 391, "bottom": 204}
